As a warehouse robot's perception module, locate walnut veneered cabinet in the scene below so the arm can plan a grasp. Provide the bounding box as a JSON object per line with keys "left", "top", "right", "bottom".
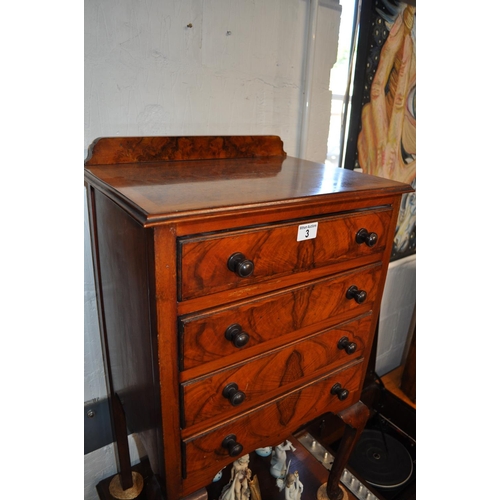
{"left": 85, "top": 136, "right": 412, "bottom": 499}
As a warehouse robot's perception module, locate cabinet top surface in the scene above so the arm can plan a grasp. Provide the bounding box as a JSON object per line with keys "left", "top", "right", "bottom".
{"left": 84, "top": 136, "right": 412, "bottom": 223}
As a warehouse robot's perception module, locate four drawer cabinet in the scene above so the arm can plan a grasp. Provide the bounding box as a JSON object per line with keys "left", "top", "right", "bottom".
{"left": 85, "top": 135, "right": 413, "bottom": 499}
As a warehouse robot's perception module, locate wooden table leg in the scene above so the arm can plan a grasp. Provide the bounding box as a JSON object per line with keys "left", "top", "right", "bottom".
{"left": 318, "top": 401, "right": 370, "bottom": 500}
{"left": 111, "top": 393, "right": 134, "bottom": 490}
{"left": 104, "top": 393, "right": 145, "bottom": 499}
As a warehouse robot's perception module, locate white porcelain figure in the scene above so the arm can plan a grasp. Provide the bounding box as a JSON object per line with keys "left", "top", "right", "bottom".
{"left": 219, "top": 454, "right": 251, "bottom": 500}
{"left": 269, "top": 440, "right": 296, "bottom": 479}
{"left": 284, "top": 471, "right": 303, "bottom": 500}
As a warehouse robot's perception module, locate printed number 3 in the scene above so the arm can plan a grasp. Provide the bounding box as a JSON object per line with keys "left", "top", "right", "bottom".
{"left": 305, "top": 229, "right": 309, "bottom": 238}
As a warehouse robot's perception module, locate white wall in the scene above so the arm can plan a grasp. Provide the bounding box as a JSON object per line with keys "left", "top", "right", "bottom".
{"left": 84, "top": 0, "right": 340, "bottom": 161}
{"left": 84, "top": 1, "right": 341, "bottom": 498}
{"left": 376, "top": 254, "right": 416, "bottom": 377}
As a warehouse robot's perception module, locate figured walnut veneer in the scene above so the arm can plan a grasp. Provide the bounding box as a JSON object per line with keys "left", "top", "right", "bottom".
{"left": 85, "top": 135, "right": 286, "bottom": 165}
{"left": 85, "top": 136, "right": 412, "bottom": 499}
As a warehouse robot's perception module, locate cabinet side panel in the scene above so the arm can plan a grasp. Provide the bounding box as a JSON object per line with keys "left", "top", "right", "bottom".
{"left": 93, "top": 190, "right": 164, "bottom": 479}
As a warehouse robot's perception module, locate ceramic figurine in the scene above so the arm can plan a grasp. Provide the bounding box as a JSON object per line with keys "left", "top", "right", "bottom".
{"left": 248, "top": 473, "right": 262, "bottom": 500}
{"left": 213, "top": 466, "right": 226, "bottom": 482}
{"left": 269, "top": 440, "right": 296, "bottom": 479}
{"left": 284, "top": 471, "right": 303, "bottom": 500}
{"left": 276, "top": 462, "right": 291, "bottom": 493}
{"left": 219, "top": 454, "right": 251, "bottom": 500}
{"left": 255, "top": 446, "right": 272, "bottom": 457}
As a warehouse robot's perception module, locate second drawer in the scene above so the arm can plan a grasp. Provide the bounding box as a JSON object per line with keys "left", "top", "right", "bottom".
{"left": 180, "top": 263, "right": 382, "bottom": 370}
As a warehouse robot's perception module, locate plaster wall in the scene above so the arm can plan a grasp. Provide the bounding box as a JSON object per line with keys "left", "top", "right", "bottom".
{"left": 84, "top": 0, "right": 341, "bottom": 498}
{"left": 84, "top": 0, "right": 340, "bottom": 161}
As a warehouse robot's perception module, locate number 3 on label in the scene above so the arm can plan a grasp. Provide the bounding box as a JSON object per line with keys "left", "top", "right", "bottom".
{"left": 297, "top": 222, "right": 318, "bottom": 241}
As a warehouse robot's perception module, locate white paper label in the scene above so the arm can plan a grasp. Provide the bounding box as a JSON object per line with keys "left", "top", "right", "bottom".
{"left": 297, "top": 222, "right": 318, "bottom": 241}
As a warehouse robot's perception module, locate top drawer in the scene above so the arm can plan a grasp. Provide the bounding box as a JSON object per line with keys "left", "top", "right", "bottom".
{"left": 178, "top": 208, "right": 392, "bottom": 300}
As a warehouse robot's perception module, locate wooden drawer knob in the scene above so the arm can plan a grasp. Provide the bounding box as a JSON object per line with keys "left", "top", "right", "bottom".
{"left": 346, "top": 285, "right": 367, "bottom": 304}
{"left": 222, "top": 382, "right": 246, "bottom": 406}
{"left": 221, "top": 434, "right": 243, "bottom": 457}
{"left": 356, "top": 228, "right": 378, "bottom": 247}
{"left": 227, "top": 252, "right": 254, "bottom": 278}
{"left": 330, "top": 383, "right": 349, "bottom": 401}
{"left": 225, "top": 323, "right": 250, "bottom": 348}
{"left": 337, "top": 336, "right": 357, "bottom": 355}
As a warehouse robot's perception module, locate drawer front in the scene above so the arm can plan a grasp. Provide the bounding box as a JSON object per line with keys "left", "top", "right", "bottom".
{"left": 182, "top": 360, "right": 363, "bottom": 487}
{"left": 178, "top": 209, "right": 391, "bottom": 300}
{"left": 181, "top": 315, "right": 371, "bottom": 428}
{"left": 180, "top": 264, "right": 382, "bottom": 370}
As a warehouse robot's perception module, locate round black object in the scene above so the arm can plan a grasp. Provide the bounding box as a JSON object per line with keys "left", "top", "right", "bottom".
{"left": 348, "top": 430, "right": 413, "bottom": 489}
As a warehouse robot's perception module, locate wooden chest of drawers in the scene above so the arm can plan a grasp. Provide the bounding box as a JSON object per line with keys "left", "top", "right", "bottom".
{"left": 85, "top": 136, "right": 412, "bottom": 499}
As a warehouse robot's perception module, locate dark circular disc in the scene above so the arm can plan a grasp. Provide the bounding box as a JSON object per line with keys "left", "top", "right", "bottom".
{"left": 348, "top": 430, "right": 413, "bottom": 488}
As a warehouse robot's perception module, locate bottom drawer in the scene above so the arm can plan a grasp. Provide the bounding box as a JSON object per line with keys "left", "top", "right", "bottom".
{"left": 181, "top": 359, "right": 363, "bottom": 491}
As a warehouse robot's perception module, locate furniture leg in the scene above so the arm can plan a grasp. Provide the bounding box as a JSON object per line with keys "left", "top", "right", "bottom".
{"left": 318, "top": 401, "right": 370, "bottom": 500}
{"left": 106, "top": 393, "right": 145, "bottom": 499}
{"left": 111, "top": 393, "right": 134, "bottom": 489}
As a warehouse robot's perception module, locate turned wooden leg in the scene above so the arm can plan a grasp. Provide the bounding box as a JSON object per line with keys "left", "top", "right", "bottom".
{"left": 319, "top": 401, "right": 370, "bottom": 500}
{"left": 111, "top": 393, "right": 134, "bottom": 489}
{"left": 106, "top": 393, "right": 144, "bottom": 499}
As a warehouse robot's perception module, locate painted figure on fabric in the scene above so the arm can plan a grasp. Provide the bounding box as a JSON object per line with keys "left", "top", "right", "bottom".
{"left": 357, "top": 2, "right": 416, "bottom": 257}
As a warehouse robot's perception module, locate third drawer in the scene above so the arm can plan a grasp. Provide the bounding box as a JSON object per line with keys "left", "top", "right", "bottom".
{"left": 181, "top": 314, "right": 372, "bottom": 428}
